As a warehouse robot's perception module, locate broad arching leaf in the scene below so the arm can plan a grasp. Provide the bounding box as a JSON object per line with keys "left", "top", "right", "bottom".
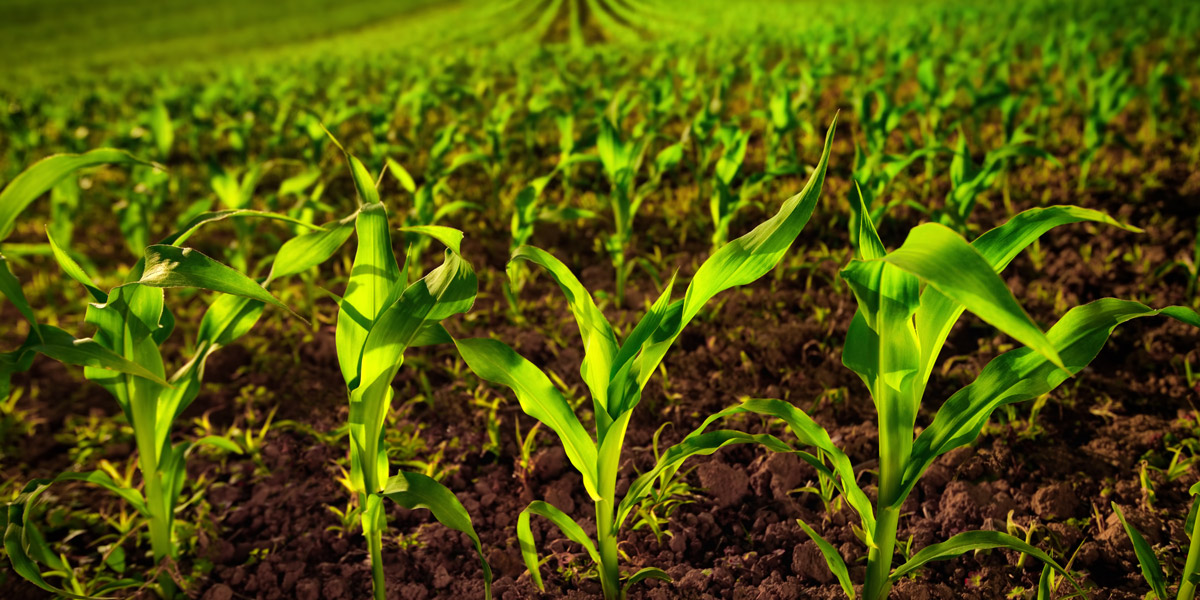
{"left": 0, "top": 148, "right": 158, "bottom": 242}
{"left": 382, "top": 471, "right": 492, "bottom": 600}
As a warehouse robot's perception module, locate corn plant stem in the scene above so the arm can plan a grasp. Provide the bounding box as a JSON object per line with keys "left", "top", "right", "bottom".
{"left": 596, "top": 498, "right": 622, "bottom": 600}
{"left": 865, "top": 430, "right": 904, "bottom": 600}
{"left": 359, "top": 486, "right": 388, "bottom": 600}
{"left": 366, "top": 515, "right": 387, "bottom": 600}
{"left": 131, "top": 380, "right": 177, "bottom": 598}
{"left": 865, "top": 503, "right": 900, "bottom": 600}
{"left": 1179, "top": 503, "right": 1200, "bottom": 600}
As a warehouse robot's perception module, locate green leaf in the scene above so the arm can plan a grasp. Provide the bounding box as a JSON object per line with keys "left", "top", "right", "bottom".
{"left": 4, "top": 470, "right": 149, "bottom": 598}
{"left": 850, "top": 181, "right": 886, "bottom": 260}
{"left": 196, "top": 294, "right": 266, "bottom": 348}
{"left": 162, "top": 209, "right": 321, "bottom": 248}
{"left": 30, "top": 325, "right": 171, "bottom": 388}
{"left": 608, "top": 115, "right": 838, "bottom": 416}
{"left": 349, "top": 248, "right": 476, "bottom": 491}
{"left": 796, "top": 518, "right": 855, "bottom": 599}
{"left": 0, "top": 148, "right": 157, "bottom": 242}
{"left": 511, "top": 246, "right": 619, "bottom": 421}
{"left": 385, "top": 158, "right": 417, "bottom": 194}
{"left": 336, "top": 203, "right": 401, "bottom": 386}
{"left": 1111, "top": 503, "right": 1168, "bottom": 599}
{"left": 45, "top": 227, "right": 106, "bottom": 302}
{"left": 192, "top": 435, "right": 244, "bottom": 454}
{"left": 881, "top": 223, "right": 1063, "bottom": 369}
{"left": 0, "top": 253, "right": 38, "bottom": 331}
{"left": 622, "top": 567, "right": 671, "bottom": 593}
{"left": 266, "top": 213, "right": 356, "bottom": 283}
{"left": 681, "top": 115, "right": 837, "bottom": 325}
{"left": 889, "top": 530, "right": 1082, "bottom": 596}
{"left": 137, "top": 245, "right": 302, "bottom": 323}
{"left": 398, "top": 225, "right": 465, "bottom": 256}
{"left": 452, "top": 337, "right": 600, "bottom": 501}
{"left": 913, "top": 205, "right": 1136, "bottom": 396}
{"left": 516, "top": 500, "right": 599, "bottom": 591}
{"left": 903, "top": 300, "right": 1199, "bottom": 498}
{"left": 381, "top": 471, "right": 492, "bottom": 599}
{"left": 149, "top": 100, "right": 174, "bottom": 159}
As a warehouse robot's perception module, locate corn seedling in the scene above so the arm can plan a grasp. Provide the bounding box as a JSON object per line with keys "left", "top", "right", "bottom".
{"left": 329, "top": 145, "right": 491, "bottom": 600}
{"left": 935, "top": 129, "right": 1058, "bottom": 235}
{"left": 449, "top": 117, "right": 836, "bottom": 599}
{"left": 1113, "top": 483, "right": 1200, "bottom": 600}
{"left": 596, "top": 114, "right": 683, "bottom": 305}
{"left": 657, "top": 194, "right": 1200, "bottom": 599}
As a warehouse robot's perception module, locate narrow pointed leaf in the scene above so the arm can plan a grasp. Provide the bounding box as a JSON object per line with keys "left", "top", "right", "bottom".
{"left": 452, "top": 337, "right": 600, "bottom": 501}
{"left": 904, "top": 301, "right": 1199, "bottom": 497}
{"left": 0, "top": 148, "right": 157, "bottom": 242}
{"left": 622, "top": 567, "right": 670, "bottom": 593}
{"left": 1111, "top": 502, "right": 1168, "bottom": 599}
{"left": 796, "top": 518, "right": 855, "bottom": 599}
{"left": 382, "top": 471, "right": 492, "bottom": 599}
{"left": 889, "top": 530, "right": 1082, "bottom": 597}
{"left": 511, "top": 245, "right": 618, "bottom": 418}
{"left": 882, "top": 223, "right": 1063, "bottom": 369}
{"left": 914, "top": 205, "right": 1136, "bottom": 393}
{"left": 138, "top": 245, "right": 302, "bottom": 322}
{"left": 516, "top": 500, "right": 600, "bottom": 591}
{"left": 266, "top": 213, "right": 356, "bottom": 283}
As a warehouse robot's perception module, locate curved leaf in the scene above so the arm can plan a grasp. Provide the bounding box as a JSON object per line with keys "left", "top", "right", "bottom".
{"left": 266, "top": 213, "right": 356, "bottom": 283}
{"left": 0, "top": 148, "right": 157, "bottom": 242}
{"left": 516, "top": 500, "right": 599, "bottom": 591}
{"left": 913, "top": 205, "right": 1136, "bottom": 396}
{"left": 4, "top": 470, "right": 148, "bottom": 599}
{"left": 611, "top": 116, "right": 838, "bottom": 413}
{"left": 1111, "top": 502, "right": 1168, "bottom": 599}
{"left": 162, "top": 209, "right": 321, "bottom": 248}
{"left": 622, "top": 567, "right": 670, "bottom": 593}
{"left": 881, "top": 223, "right": 1063, "bottom": 369}
{"left": 381, "top": 471, "right": 492, "bottom": 599}
{"left": 0, "top": 253, "right": 38, "bottom": 330}
{"left": 398, "top": 225, "right": 465, "bottom": 255}
{"left": 903, "top": 300, "right": 1199, "bottom": 497}
{"left": 137, "top": 245, "right": 303, "bottom": 323}
{"left": 889, "top": 530, "right": 1082, "bottom": 597}
{"left": 796, "top": 518, "right": 855, "bottom": 599}
{"left": 452, "top": 337, "right": 600, "bottom": 501}
{"left": 511, "top": 245, "right": 618, "bottom": 421}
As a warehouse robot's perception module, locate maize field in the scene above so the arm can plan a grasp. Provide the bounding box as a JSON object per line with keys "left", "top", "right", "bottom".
{"left": 2, "top": 0, "right": 1200, "bottom": 598}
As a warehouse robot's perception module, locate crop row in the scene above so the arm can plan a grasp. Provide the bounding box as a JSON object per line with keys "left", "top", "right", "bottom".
{"left": 2, "top": 113, "right": 1198, "bottom": 598}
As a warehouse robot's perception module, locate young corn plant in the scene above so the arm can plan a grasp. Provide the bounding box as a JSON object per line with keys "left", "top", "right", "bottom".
{"left": 650, "top": 196, "right": 1199, "bottom": 599}
{"left": 4, "top": 220, "right": 317, "bottom": 598}
{"left": 448, "top": 118, "right": 836, "bottom": 599}
{"left": 0, "top": 149, "right": 164, "bottom": 400}
{"left": 330, "top": 149, "right": 491, "bottom": 600}
{"left": 596, "top": 116, "right": 683, "bottom": 306}
{"left": 0, "top": 146, "right": 361, "bottom": 598}
{"left": 1112, "top": 482, "right": 1200, "bottom": 600}
{"left": 1079, "top": 63, "right": 1136, "bottom": 191}
{"left": 935, "top": 130, "right": 1058, "bottom": 235}
{"left": 708, "top": 124, "right": 751, "bottom": 249}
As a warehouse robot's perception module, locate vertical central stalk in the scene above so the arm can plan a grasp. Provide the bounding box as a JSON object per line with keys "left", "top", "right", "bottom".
{"left": 363, "top": 493, "right": 387, "bottom": 600}
{"left": 596, "top": 498, "right": 621, "bottom": 600}
{"left": 864, "top": 450, "right": 902, "bottom": 600}
{"left": 132, "top": 379, "right": 176, "bottom": 598}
